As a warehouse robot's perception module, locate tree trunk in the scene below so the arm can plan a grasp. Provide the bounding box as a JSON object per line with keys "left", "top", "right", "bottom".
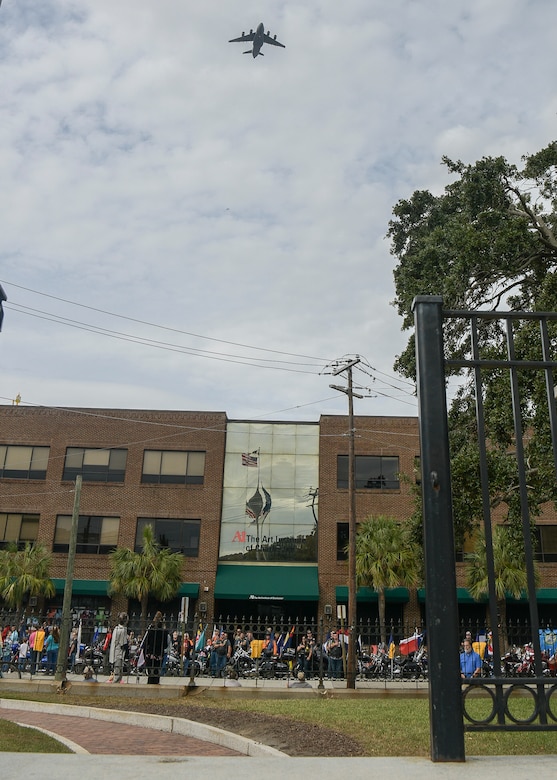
{"left": 378, "top": 588, "right": 387, "bottom": 645}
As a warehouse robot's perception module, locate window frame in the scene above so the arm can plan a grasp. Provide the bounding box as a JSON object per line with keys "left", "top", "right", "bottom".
{"left": 0, "top": 512, "right": 40, "bottom": 549}
{"left": 337, "top": 454, "right": 400, "bottom": 490}
{"left": 135, "top": 517, "right": 200, "bottom": 557}
{"left": 0, "top": 445, "right": 50, "bottom": 480}
{"left": 62, "top": 447, "right": 127, "bottom": 483}
{"left": 53, "top": 514, "right": 120, "bottom": 554}
{"left": 534, "top": 525, "right": 557, "bottom": 563}
{"left": 141, "top": 449, "right": 205, "bottom": 485}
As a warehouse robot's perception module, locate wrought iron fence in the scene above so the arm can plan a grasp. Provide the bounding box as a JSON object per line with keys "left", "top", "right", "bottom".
{"left": 414, "top": 297, "right": 557, "bottom": 760}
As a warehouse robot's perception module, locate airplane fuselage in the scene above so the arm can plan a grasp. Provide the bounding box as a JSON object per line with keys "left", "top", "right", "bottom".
{"left": 252, "top": 23, "right": 265, "bottom": 57}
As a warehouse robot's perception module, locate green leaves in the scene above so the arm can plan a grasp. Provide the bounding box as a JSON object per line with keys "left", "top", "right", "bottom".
{"left": 0, "top": 542, "right": 55, "bottom": 610}
{"left": 109, "top": 524, "right": 183, "bottom": 623}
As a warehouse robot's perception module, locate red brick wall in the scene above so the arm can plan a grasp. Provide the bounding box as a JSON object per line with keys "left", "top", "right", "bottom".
{"left": 0, "top": 405, "right": 227, "bottom": 614}
{"left": 318, "top": 414, "right": 420, "bottom": 621}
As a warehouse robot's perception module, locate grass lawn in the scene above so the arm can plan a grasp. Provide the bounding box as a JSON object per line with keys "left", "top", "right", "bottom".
{"left": 1, "top": 691, "right": 556, "bottom": 756}
{"left": 0, "top": 718, "right": 72, "bottom": 753}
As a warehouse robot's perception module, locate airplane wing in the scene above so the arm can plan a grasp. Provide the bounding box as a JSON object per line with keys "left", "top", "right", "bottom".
{"left": 229, "top": 32, "right": 255, "bottom": 43}
{"left": 263, "top": 33, "right": 285, "bottom": 48}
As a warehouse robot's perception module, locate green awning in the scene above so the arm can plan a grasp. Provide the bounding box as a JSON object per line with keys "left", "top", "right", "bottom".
{"left": 335, "top": 586, "right": 409, "bottom": 603}
{"left": 415, "top": 587, "right": 557, "bottom": 605}
{"left": 536, "top": 589, "right": 557, "bottom": 603}
{"left": 52, "top": 579, "right": 110, "bottom": 596}
{"left": 214, "top": 564, "right": 319, "bottom": 601}
{"left": 178, "top": 583, "right": 200, "bottom": 598}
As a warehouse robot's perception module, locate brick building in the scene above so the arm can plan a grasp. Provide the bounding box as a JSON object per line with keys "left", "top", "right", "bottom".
{"left": 1, "top": 404, "right": 556, "bottom": 627}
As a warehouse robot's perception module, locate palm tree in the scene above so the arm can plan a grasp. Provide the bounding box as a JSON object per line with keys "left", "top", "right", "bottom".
{"left": 108, "top": 524, "right": 184, "bottom": 627}
{"left": 354, "top": 515, "right": 421, "bottom": 644}
{"left": 0, "top": 542, "right": 55, "bottom": 612}
{"left": 466, "top": 524, "right": 537, "bottom": 652}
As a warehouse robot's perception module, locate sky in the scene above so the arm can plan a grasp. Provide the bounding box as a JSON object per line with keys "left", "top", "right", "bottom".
{"left": 1, "top": 0, "right": 556, "bottom": 423}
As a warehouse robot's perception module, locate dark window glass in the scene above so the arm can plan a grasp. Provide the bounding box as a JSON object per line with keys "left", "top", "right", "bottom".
{"left": 337, "top": 455, "right": 400, "bottom": 489}
{"left": 62, "top": 448, "right": 127, "bottom": 483}
{"left": 53, "top": 515, "right": 119, "bottom": 554}
{"left": 534, "top": 526, "right": 557, "bottom": 563}
{"left": 135, "top": 518, "right": 200, "bottom": 557}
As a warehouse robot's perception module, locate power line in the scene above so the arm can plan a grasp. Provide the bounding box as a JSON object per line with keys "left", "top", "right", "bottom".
{"left": 2, "top": 279, "right": 332, "bottom": 363}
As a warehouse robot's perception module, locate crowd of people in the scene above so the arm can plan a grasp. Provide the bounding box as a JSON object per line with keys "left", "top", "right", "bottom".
{"left": 0, "top": 620, "right": 60, "bottom": 675}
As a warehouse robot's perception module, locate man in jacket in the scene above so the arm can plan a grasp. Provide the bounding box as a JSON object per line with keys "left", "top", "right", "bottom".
{"left": 109, "top": 613, "right": 129, "bottom": 684}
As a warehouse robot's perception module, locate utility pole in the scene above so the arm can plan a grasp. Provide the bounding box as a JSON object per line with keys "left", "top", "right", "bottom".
{"left": 55, "top": 475, "right": 82, "bottom": 682}
{"left": 330, "top": 356, "right": 362, "bottom": 689}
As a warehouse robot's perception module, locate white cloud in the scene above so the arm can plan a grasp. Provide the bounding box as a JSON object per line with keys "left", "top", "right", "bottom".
{"left": 0, "top": 0, "right": 555, "bottom": 421}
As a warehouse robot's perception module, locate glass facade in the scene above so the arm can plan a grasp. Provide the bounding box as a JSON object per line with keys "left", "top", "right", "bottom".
{"left": 219, "top": 422, "right": 319, "bottom": 562}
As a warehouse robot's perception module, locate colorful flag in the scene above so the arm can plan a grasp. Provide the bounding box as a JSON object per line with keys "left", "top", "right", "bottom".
{"left": 539, "top": 629, "right": 557, "bottom": 653}
{"left": 282, "top": 625, "right": 295, "bottom": 649}
{"left": 242, "top": 452, "right": 258, "bottom": 467}
{"left": 387, "top": 631, "right": 396, "bottom": 659}
{"left": 195, "top": 625, "right": 206, "bottom": 651}
{"left": 399, "top": 632, "right": 422, "bottom": 655}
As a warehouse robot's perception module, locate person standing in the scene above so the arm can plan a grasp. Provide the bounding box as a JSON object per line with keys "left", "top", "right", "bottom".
{"left": 143, "top": 611, "right": 166, "bottom": 685}
{"left": 460, "top": 638, "right": 482, "bottom": 678}
{"left": 18, "top": 637, "right": 29, "bottom": 673}
{"left": 109, "top": 612, "right": 129, "bottom": 683}
{"left": 30, "top": 623, "right": 46, "bottom": 675}
{"left": 325, "top": 630, "right": 343, "bottom": 679}
{"left": 212, "top": 631, "right": 231, "bottom": 678}
{"left": 44, "top": 626, "right": 60, "bottom": 675}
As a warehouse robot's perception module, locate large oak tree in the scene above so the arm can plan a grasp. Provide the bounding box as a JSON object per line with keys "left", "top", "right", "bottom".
{"left": 389, "top": 141, "right": 557, "bottom": 551}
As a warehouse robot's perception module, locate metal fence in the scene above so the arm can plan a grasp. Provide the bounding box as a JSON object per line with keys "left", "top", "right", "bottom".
{"left": 2, "top": 608, "right": 556, "bottom": 685}
{"left": 414, "top": 296, "right": 557, "bottom": 761}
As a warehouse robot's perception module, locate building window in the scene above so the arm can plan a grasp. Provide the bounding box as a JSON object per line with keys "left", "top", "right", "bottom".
{"left": 0, "top": 445, "right": 49, "bottom": 480}
{"left": 0, "top": 512, "right": 39, "bottom": 549}
{"left": 337, "top": 455, "right": 400, "bottom": 489}
{"left": 534, "top": 525, "right": 557, "bottom": 563}
{"left": 136, "top": 518, "right": 200, "bottom": 557}
{"left": 62, "top": 448, "right": 127, "bottom": 483}
{"left": 337, "top": 522, "right": 349, "bottom": 561}
{"left": 53, "top": 515, "right": 120, "bottom": 554}
{"left": 141, "top": 450, "right": 205, "bottom": 485}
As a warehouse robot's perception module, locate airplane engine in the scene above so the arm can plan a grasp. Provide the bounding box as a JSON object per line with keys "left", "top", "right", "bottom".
{"left": 274, "top": 34, "right": 277, "bottom": 40}
{"left": 249, "top": 29, "right": 253, "bottom": 34}
{"left": 241, "top": 31, "right": 245, "bottom": 36}
{"left": 267, "top": 30, "right": 270, "bottom": 36}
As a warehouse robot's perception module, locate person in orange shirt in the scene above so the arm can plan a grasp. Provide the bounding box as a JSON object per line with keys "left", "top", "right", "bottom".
{"left": 30, "top": 624, "right": 46, "bottom": 675}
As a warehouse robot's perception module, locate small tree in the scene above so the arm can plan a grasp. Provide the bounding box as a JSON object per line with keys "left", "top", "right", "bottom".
{"left": 0, "top": 542, "right": 55, "bottom": 612}
{"left": 466, "top": 524, "right": 537, "bottom": 651}
{"left": 354, "top": 515, "right": 421, "bottom": 644}
{"left": 109, "top": 524, "right": 183, "bottom": 627}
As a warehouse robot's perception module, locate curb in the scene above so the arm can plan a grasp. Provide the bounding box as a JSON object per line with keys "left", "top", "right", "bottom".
{"left": 0, "top": 698, "right": 287, "bottom": 758}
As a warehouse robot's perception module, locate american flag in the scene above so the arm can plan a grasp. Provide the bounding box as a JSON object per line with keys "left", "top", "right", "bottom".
{"left": 242, "top": 452, "right": 258, "bottom": 467}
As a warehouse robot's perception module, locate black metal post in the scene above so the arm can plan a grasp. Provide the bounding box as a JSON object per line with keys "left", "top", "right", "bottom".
{"left": 413, "top": 295, "right": 465, "bottom": 762}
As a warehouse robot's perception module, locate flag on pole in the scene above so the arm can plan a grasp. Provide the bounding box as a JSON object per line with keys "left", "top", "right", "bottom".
{"left": 195, "top": 625, "right": 206, "bottom": 651}
{"left": 387, "top": 631, "right": 396, "bottom": 659}
{"left": 399, "top": 631, "right": 422, "bottom": 655}
{"left": 242, "top": 451, "right": 258, "bottom": 467}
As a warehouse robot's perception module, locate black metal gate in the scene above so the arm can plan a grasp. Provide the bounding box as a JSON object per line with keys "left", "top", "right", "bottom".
{"left": 413, "top": 295, "right": 557, "bottom": 762}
